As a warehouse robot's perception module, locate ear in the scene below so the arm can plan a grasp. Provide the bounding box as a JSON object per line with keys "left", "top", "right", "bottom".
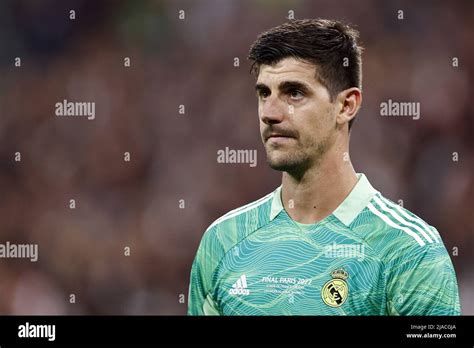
{"left": 335, "top": 87, "right": 362, "bottom": 128}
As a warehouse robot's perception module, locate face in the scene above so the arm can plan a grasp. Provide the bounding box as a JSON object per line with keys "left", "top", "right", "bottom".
{"left": 256, "top": 57, "right": 338, "bottom": 174}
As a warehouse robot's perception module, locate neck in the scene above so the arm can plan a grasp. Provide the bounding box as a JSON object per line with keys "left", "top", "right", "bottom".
{"left": 281, "top": 145, "right": 358, "bottom": 224}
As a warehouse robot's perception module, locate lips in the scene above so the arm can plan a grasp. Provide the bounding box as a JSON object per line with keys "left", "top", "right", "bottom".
{"left": 266, "top": 133, "right": 294, "bottom": 141}
{"left": 267, "top": 134, "right": 293, "bottom": 140}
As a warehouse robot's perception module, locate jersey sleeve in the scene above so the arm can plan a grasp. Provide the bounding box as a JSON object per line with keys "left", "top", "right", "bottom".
{"left": 188, "top": 227, "right": 222, "bottom": 315}
{"left": 385, "top": 241, "right": 460, "bottom": 315}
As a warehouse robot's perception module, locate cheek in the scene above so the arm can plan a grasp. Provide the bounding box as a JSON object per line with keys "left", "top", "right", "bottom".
{"left": 257, "top": 106, "right": 263, "bottom": 122}
{"left": 294, "top": 105, "right": 321, "bottom": 129}
{"left": 306, "top": 101, "right": 334, "bottom": 123}
{"left": 294, "top": 103, "right": 333, "bottom": 139}
{"left": 259, "top": 118, "right": 267, "bottom": 137}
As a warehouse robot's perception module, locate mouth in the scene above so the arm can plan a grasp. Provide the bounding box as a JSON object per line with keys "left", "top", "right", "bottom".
{"left": 266, "top": 133, "right": 294, "bottom": 140}
{"left": 265, "top": 134, "right": 296, "bottom": 144}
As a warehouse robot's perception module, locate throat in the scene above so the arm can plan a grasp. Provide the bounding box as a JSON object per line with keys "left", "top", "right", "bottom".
{"left": 280, "top": 166, "right": 358, "bottom": 225}
{"left": 285, "top": 202, "right": 333, "bottom": 224}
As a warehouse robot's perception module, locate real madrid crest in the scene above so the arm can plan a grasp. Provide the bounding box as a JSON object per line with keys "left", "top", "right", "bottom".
{"left": 321, "top": 268, "right": 349, "bottom": 307}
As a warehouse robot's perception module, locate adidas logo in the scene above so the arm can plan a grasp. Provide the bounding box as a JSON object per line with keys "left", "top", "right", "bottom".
{"left": 229, "top": 274, "right": 250, "bottom": 296}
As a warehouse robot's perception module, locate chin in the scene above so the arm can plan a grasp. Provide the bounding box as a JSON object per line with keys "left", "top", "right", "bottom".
{"left": 267, "top": 156, "right": 303, "bottom": 172}
{"left": 267, "top": 160, "right": 287, "bottom": 171}
{"left": 266, "top": 150, "right": 312, "bottom": 174}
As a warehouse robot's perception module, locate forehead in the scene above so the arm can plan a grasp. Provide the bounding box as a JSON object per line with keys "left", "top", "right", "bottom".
{"left": 256, "top": 57, "right": 319, "bottom": 87}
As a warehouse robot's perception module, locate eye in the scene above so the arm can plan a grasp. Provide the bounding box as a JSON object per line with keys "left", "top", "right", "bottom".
{"left": 258, "top": 90, "right": 270, "bottom": 99}
{"left": 289, "top": 89, "right": 304, "bottom": 100}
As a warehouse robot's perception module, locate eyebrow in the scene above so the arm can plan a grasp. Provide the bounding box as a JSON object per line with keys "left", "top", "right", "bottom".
{"left": 255, "top": 80, "right": 312, "bottom": 94}
{"left": 255, "top": 83, "right": 270, "bottom": 93}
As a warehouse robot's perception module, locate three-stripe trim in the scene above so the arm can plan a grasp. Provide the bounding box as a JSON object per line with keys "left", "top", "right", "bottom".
{"left": 368, "top": 194, "right": 438, "bottom": 247}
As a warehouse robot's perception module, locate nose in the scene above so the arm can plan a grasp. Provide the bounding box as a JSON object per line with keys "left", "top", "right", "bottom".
{"left": 259, "top": 96, "right": 286, "bottom": 125}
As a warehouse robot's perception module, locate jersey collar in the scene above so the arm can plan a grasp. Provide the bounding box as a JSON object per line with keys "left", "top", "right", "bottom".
{"left": 270, "top": 173, "right": 378, "bottom": 226}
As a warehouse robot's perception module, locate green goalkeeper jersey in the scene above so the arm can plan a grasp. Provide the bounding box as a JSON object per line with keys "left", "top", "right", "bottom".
{"left": 188, "top": 174, "right": 460, "bottom": 315}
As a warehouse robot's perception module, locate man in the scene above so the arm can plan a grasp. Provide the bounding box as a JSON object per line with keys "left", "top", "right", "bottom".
{"left": 188, "top": 19, "right": 460, "bottom": 315}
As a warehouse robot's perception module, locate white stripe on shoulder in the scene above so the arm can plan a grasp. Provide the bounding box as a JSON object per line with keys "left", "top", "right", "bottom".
{"left": 367, "top": 203, "right": 426, "bottom": 247}
{"left": 373, "top": 195, "right": 433, "bottom": 244}
{"left": 378, "top": 194, "right": 439, "bottom": 243}
{"left": 207, "top": 191, "right": 274, "bottom": 230}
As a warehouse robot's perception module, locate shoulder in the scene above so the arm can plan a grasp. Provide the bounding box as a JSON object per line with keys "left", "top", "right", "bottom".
{"left": 351, "top": 191, "right": 457, "bottom": 286}
{"left": 197, "top": 188, "right": 277, "bottom": 259}
{"left": 357, "top": 192, "right": 444, "bottom": 259}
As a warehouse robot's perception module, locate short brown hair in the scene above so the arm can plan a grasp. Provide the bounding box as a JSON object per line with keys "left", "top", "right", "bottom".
{"left": 248, "top": 19, "right": 363, "bottom": 130}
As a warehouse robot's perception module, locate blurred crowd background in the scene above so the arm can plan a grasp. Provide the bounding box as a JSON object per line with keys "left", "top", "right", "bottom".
{"left": 0, "top": 0, "right": 472, "bottom": 315}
